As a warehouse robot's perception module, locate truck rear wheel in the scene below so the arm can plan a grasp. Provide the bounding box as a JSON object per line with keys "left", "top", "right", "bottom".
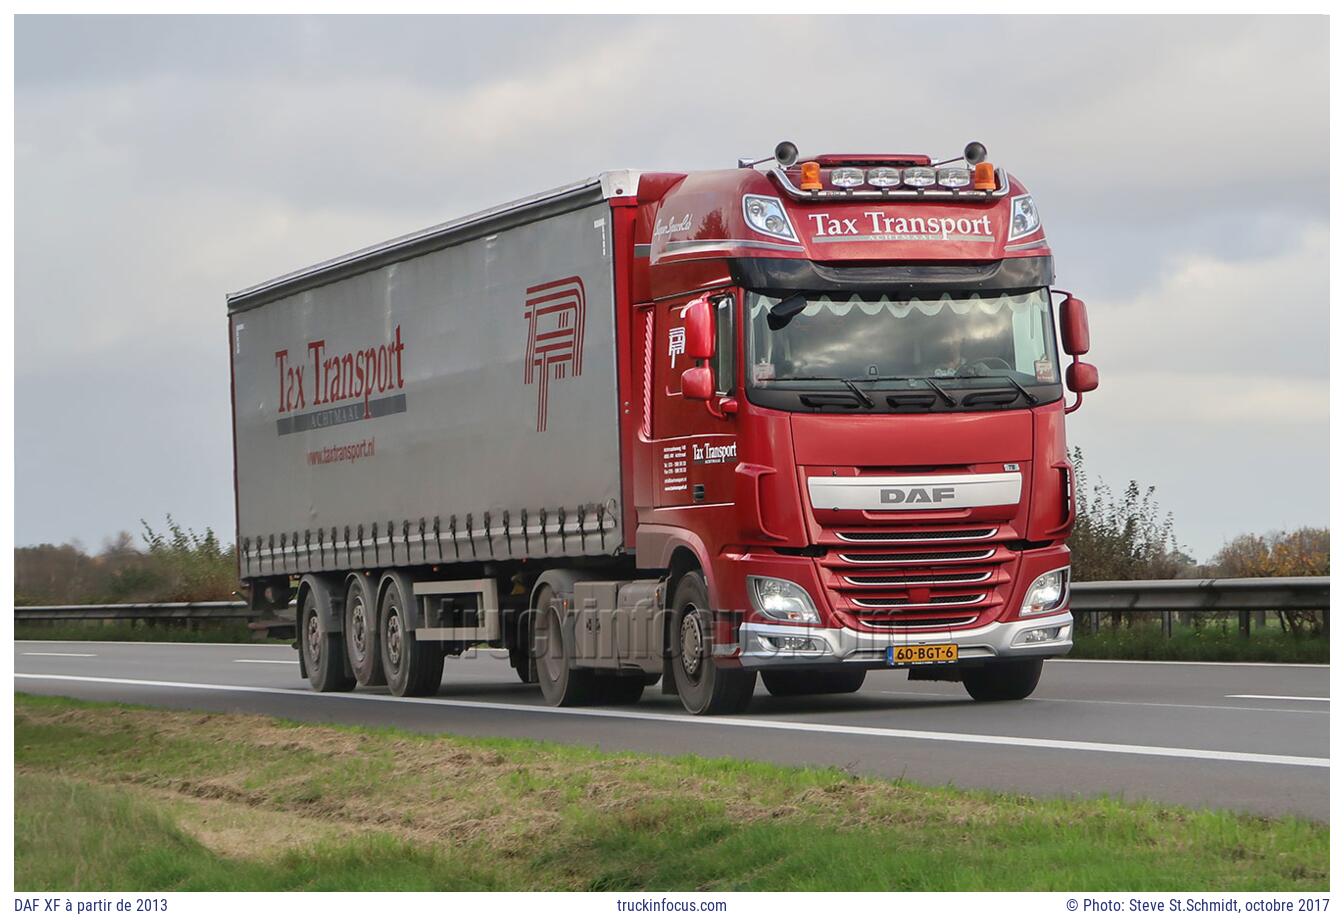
{"left": 762, "top": 669, "right": 866, "bottom": 697}
{"left": 962, "top": 659, "right": 1043, "bottom": 702}
{"left": 379, "top": 574, "right": 444, "bottom": 697}
{"left": 344, "top": 573, "right": 385, "bottom": 687}
{"left": 669, "top": 571, "right": 756, "bottom": 715}
{"left": 534, "top": 585, "right": 597, "bottom": 706}
{"left": 300, "top": 588, "right": 355, "bottom": 693}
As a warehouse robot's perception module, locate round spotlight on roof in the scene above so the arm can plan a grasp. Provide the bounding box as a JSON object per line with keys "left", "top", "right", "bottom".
{"left": 964, "top": 141, "right": 988, "bottom": 165}
{"left": 774, "top": 141, "right": 799, "bottom": 167}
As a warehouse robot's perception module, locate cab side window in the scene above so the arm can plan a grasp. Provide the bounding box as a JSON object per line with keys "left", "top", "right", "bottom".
{"left": 713, "top": 295, "right": 735, "bottom": 395}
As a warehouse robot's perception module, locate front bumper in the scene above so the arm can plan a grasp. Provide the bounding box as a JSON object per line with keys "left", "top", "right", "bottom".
{"left": 736, "top": 609, "right": 1073, "bottom": 669}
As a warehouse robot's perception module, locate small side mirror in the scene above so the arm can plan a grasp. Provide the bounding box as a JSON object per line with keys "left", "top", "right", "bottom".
{"left": 1059, "top": 296, "right": 1091, "bottom": 356}
{"left": 683, "top": 296, "right": 715, "bottom": 360}
{"left": 681, "top": 366, "right": 714, "bottom": 401}
{"left": 1066, "top": 361, "right": 1099, "bottom": 394}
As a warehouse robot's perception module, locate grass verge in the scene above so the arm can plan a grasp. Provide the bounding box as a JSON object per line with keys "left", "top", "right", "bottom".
{"left": 14, "top": 693, "right": 1327, "bottom": 891}
{"left": 1069, "top": 621, "right": 1327, "bottom": 663}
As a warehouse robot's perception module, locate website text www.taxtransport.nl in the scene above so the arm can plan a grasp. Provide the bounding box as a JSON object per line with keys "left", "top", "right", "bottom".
{"left": 307, "top": 437, "right": 375, "bottom": 466}
{"left": 615, "top": 898, "right": 728, "bottom": 913}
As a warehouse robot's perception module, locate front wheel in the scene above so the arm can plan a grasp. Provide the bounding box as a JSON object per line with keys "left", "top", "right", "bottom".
{"left": 962, "top": 659, "right": 1043, "bottom": 702}
{"left": 669, "top": 571, "right": 756, "bottom": 715}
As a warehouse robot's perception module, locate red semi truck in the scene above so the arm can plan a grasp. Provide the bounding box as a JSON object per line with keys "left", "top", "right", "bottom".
{"left": 228, "top": 141, "right": 1097, "bottom": 714}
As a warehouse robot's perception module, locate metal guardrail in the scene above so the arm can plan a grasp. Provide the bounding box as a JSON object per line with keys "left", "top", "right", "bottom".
{"left": 1069, "top": 577, "right": 1328, "bottom": 637}
{"left": 14, "top": 577, "right": 1329, "bottom": 638}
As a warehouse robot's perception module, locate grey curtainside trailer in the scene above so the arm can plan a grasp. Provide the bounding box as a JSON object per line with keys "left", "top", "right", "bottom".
{"left": 228, "top": 174, "right": 637, "bottom": 583}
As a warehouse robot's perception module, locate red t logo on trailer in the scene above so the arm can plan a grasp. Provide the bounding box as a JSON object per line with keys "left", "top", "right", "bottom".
{"left": 523, "top": 276, "right": 586, "bottom": 432}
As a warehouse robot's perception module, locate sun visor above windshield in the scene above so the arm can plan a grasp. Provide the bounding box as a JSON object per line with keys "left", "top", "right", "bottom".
{"left": 730, "top": 256, "right": 1054, "bottom": 296}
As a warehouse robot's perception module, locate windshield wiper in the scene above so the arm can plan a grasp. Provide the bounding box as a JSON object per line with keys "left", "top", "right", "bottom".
{"left": 832, "top": 375, "right": 958, "bottom": 407}
{"left": 955, "top": 373, "right": 1039, "bottom": 405}
{"left": 770, "top": 375, "right": 875, "bottom": 407}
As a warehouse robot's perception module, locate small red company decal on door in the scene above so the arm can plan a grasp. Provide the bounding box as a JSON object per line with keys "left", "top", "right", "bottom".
{"left": 524, "top": 276, "right": 586, "bottom": 432}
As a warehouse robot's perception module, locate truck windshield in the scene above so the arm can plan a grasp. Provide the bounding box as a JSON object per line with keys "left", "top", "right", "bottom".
{"left": 745, "top": 288, "right": 1061, "bottom": 411}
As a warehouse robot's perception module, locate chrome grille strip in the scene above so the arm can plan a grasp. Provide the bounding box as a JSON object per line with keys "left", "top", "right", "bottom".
{"left": 858, "top": 615, "right": 978, "bottom": 629}
{"left": 850, "top": 593, "right": 988, "bottom": 609}
{"left": 843, "top": 571, "right": 992, "bottom": 587}
{"left": 836, "top": 527, "right": 998, "bottom": 543}
{"left": 838, "top": 548, "right": 995, "bottom": 565}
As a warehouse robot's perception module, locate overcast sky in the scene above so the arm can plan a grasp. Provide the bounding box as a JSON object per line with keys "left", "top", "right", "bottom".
{"left": 14, "top": 14, "right": 1329, "bottom": 561}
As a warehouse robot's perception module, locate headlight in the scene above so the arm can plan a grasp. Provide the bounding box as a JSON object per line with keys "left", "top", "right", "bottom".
{"left": 1008, "top": 193, "right": 1041, "bottom": 240}
{"left": 901, "top": 166, "right": 936, "bottom": 188}
{"left": 748, "top": 576, "right": 820, "bottom": 623}
{"left": 742, "top": 194, "right": 798, "bottom": 242}
{"left": 936, "top": 167, "right": 971, "bottom": 188}
{"left": 1020, "top": 567, "right": 1069, "bottom": 616}
{"left": 829, "top": 167, "right": 865, "bottom": 188}
{"left": 866, "top": 167, "right": 901, "bottom": 188}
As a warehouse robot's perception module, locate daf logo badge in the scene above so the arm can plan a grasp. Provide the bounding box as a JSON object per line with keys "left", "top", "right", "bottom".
{"left": 880, "top": 487, "right": 955, "bottom": 504}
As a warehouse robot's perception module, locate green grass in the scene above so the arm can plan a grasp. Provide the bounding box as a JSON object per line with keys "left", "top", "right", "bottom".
{"left": 15, "top": 621, "right": 286, "bottom": 643}
{"left": 1070, "top": 620, "right": 1327, "bottom": 663}
{"left": 14, "top": 693, "right": 1328, "bottom": 892}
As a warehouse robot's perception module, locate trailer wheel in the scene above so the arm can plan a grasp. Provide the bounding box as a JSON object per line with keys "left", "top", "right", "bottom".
{"left": 534, "top": 585, "right": 596, "bottom": 706}
{"left": 762, "top": 669, "right": 866, "bottom": 696}
{"left": 962, "top": 659, "right": 1043, "bottom": 702}
{"left": 669, "top": 571, "right": 756, "bottom": 715}
{"left": 344, "top": 573, "right": 385, "bottom": 687}
{"left": 300, "top": 589, "right": 354, "bottom": 693}
{"left": 379, "top": 575, "right": 444, "bottom": 697}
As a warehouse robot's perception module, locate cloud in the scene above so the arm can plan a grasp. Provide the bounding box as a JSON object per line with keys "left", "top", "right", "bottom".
{"left": 13, "top": 15, "right": 1330, "bottom": 558}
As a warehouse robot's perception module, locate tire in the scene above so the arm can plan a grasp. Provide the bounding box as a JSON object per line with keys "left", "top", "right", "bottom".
{"left": 595, "top": 674, "right": 646, "bottom": 706}
{"left": 962, "top": 658, "right": 1043, "bottom": 702}
{"left": 534, "top": 585, "right": 597, "bottom": 706}
{"left": 669, "top": 571, "right": 756, "bottom": 715}
{"left": 299, "top": 587, "right": 355, "bottom": 693}
{"left": 378, "top": 574, "right": 445, "bottom": 697}
{"left": 344, "top": 572, "right": 384, "bottom": 687}
{"left": 762, "top": 668, "right": 866, "bottom": 697}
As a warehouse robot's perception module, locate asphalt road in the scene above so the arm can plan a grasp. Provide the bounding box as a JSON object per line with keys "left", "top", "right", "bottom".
{"left": 15, "top": 640, "right": 1329, "bottom": 820}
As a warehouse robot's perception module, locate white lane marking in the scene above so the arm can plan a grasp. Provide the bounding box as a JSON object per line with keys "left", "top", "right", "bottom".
{"left": 15, "top": 673, "right": 1327, "bottom": 769}
{"left": 234, "top": 659, "right": 294, "bottom": 665}
{"left": 20, "top": 652, "right": 97, "bottom": 658}
{"left": 1227, "top": 694, "right": 1329, "bottom": 703}
{"left": 879, "top": 690, "right": 1329, "bottom": 715}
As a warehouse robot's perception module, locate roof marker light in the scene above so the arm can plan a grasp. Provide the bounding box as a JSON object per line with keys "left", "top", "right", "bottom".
{"left": 800, "top": 161, "right": 822, "bottom": 191}
{"left": 973, "top": 162, "right": 997, "bottom": 191}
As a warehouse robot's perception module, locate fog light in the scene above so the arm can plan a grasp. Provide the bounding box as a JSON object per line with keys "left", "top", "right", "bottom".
{"left": 1019, "top": 627, "right": 1057, "bottom": 644}
{"left": 902, "top": 166, "right": 936, "bottom": 188}
{"left": 830, "top": 167, "right": 866, "bottom": 188}
{"left": 765, "top": 635, "right": 820, "bottom": 651}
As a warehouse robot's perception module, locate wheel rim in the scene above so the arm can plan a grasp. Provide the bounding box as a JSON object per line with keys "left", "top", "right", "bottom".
{"left": 680, "top": 608, "right": 704, "bottom": 678}
{"left": 350, "top": 598, "right": 368, "bottom": 661}
{"left": 305, "top": 612, "right": 322, "bottom": 666}
{"left": 386, "top": 606, "right": 403, "bottom": 670}
{"left": 540, "top": 610, "right": 565, "bottom": 684}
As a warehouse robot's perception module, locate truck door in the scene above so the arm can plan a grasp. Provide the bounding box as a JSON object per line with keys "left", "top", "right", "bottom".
{"left": 648, "top": 293, "right": 738, "bottom": 508}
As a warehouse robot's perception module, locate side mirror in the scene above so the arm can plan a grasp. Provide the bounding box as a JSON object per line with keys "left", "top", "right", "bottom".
{"left": 1066, "top": 361, "right": 1098, "bottom": 394}
{"left": 682, "top": 296, "right": 715, "bottom": 360}
{"left": 1059, "top": 296, "right": 1090, "bottom": 356}
{"left": 681, "top": 366, "right": 714, "bottom": 401}
{"left": 1064, "top": 361, "right": 1098, "bottom": 414}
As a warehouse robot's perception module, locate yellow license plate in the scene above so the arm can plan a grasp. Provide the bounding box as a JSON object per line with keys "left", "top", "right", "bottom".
{"left": 887, "top": 644, "right": 958, "bottom": 665}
